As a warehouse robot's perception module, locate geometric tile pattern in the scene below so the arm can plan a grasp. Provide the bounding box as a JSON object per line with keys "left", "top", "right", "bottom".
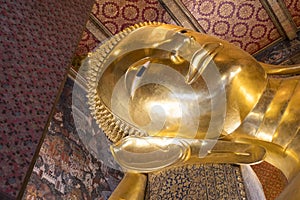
{"left": 91, "top": 0, "right": 175, "bottom": 35}
{"left": 284, "top": 0, "right": 300, "bottom": 27}
{"left": 0, "top": 0, "right": 94, "bottom": 198}
{"left": 181, "top": 0, "right": 281, "bottom": 54}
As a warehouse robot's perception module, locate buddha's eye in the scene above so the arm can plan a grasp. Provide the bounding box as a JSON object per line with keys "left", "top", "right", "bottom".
{"left": 179, "top": 29, "right": 188, "bottom": 34}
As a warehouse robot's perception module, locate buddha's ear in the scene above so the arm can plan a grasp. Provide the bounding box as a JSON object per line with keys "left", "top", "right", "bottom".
{"left": 186, "top": 42, "right": 223, "bottom": 85}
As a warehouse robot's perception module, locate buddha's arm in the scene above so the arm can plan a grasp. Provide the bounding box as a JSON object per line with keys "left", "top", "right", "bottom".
{"left": 260, "top": 62, "right": 300, "bottom": 75}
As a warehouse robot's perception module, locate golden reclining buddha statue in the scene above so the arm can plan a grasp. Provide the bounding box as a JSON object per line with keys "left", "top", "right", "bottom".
{"left": 84, "top": 22, "right": 300, "bottom": 199}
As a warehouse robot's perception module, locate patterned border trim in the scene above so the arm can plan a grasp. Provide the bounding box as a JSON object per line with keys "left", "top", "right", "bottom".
{"left": 260, "top": 0, "right": 298, "bottom": 39}
{"left": 89, "top": 13, "right": 113, "bottom": 38}
{"left": 158, "top": 0, "right": 205, "bottom": 32}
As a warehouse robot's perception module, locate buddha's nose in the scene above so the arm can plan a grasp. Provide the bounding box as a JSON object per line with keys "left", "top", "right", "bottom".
{"left": 186, "top": 42, "right": 223, "bottom": 84}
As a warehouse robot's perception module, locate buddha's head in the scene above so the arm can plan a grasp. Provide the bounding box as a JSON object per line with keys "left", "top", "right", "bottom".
{"left": 86, "top": 22, "right": 267, "bottom": 142}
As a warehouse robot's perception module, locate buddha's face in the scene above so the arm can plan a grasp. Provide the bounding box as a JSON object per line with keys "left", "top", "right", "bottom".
{"left": 87, "top": 22, "right": 267, "bottom": 142}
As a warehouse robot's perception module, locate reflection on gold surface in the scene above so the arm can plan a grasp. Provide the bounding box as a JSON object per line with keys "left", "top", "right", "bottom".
{"left": 87, "top": 22, "right": 267, "bottom": 141}
{"left": 85, "top": 22, "right": 300, "bottom": 199}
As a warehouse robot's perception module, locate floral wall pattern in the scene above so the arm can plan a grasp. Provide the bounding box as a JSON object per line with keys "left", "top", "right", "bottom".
{"left": 180, "top": 0, "right": 281, "bottom": 54}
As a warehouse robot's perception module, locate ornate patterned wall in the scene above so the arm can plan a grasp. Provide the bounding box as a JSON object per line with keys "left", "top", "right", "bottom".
{"left": 91, "top": 0, "right": 174, "bottom": 35}
{"left": 0, "top": 0, "right": 94, "bottom": 199}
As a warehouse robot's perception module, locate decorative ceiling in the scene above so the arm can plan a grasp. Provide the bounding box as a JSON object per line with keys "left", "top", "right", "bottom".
{"left": 74, "top": 0, "right": 300, "bottom": 61}
{"left": 180, "top": 0, "right": 281, "bottom": 53}
{"left": 91, "top": 0, "right": 173, "bottom": 35}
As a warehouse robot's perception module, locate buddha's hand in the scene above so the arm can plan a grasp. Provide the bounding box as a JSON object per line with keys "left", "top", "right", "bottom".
{"left": 110, "top": 136, "right": 266, "bottom": 173}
